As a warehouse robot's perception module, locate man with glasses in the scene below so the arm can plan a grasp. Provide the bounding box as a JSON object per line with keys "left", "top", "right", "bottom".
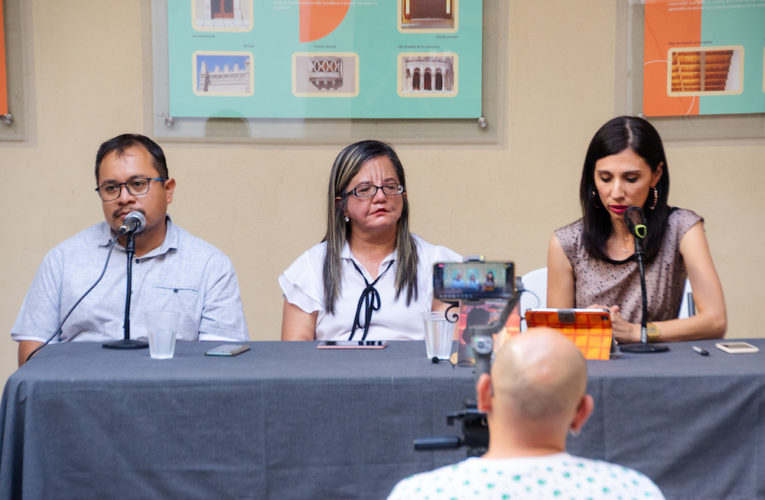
{"left": 12, "top": 134, "right": 248, "bottom": 364}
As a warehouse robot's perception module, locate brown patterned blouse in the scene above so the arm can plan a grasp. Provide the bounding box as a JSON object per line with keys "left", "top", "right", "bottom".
{"left": 554, "top": 208, "right": 702, "bottom": 323}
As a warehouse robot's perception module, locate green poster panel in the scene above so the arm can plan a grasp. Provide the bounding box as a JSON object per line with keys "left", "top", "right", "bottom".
{"left": 168, "top": 1, "right": 482, "bottom": 119}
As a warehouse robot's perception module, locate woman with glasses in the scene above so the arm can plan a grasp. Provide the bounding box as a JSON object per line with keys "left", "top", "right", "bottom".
{"left": 547, "top": 116, "right": 726, "bottom": 343}
{"left": 279, "top": 140, "right": 461, "bottom": 341}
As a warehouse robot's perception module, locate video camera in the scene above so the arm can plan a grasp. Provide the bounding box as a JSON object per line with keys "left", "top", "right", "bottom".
{"left": 415, "top": 259, "right": 523, "bottom": 456}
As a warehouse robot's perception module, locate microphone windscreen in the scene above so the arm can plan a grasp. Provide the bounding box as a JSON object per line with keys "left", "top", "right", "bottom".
{"left": 121, "top": 211, "right": 146, "bottom": 234}
{"left": 624, "top": 206, "right": 647, "bottom": 239}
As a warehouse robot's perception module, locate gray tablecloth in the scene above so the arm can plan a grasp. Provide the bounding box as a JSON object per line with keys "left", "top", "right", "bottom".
{"left": 1, "top": 339, "right": 764, "bottom": 499}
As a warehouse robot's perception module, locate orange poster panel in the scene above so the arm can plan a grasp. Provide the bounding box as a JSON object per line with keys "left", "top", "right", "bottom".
{"left": 643, "top": 0, "right": 701, "bottom": 116}
{"left": 0, "top": 0, "right": 7, "bottom": 115}
{"left": 299, "top": 0, "right": 351, "bottom": 43}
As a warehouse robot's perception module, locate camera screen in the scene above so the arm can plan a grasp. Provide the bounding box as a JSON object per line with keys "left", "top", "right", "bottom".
{"left": 433, "top": 262, "right": 514, "bottom": 300}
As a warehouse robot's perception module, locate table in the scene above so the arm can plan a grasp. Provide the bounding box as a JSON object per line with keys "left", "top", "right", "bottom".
{"left": 1, "top": 339, "right": 764, "bottom": 499}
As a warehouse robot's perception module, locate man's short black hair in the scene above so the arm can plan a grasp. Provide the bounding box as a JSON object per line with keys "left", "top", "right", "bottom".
{"left": 94, "top": 134, "right": 168, "bottom": 183}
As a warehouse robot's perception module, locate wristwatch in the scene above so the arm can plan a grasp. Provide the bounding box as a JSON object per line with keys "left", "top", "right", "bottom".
{"left": 646, "top": 322, "right": 660, "bottom": 342}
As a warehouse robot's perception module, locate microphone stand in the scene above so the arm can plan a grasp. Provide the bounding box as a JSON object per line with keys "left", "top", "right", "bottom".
{"left": 621, "top": 231, "right": 668, "bottom": 353}
{"left": 103, "top": 231, "right": 148, "bottom": 349}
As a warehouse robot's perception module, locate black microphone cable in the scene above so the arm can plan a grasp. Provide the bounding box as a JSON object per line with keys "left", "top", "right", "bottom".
{"left": 25, "top": 234, "right": 120, "bottom": 363}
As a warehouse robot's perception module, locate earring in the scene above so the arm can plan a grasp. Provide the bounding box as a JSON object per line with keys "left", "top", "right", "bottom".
{"left": 648, "top": 186, "right": 658, "bottom": 211}
{"left": 344, "top": 216, "right": 350, "bottom": 223}
{"left": 591, "top": 189, "right": 601, "bottom": 208}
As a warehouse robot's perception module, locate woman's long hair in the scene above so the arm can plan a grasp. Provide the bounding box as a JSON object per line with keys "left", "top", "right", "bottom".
{"left": 322, "top": 140, "right": 419, "bottom": 314}
{"left": 579, "top": 116, "right": 670, "bottom": 261}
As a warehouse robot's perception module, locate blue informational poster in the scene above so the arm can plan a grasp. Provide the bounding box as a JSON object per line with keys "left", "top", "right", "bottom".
{"left": 168, "top": 0, "right": 482, "bottom": 119}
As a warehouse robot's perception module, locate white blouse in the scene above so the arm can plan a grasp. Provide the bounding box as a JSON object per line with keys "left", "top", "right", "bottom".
{"left": 279, "top": 234, "right": 461, "bottom": 341}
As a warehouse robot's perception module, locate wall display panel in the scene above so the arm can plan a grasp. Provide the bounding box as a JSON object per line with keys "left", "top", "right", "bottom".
{"left": 150, "top": 0, "right": 506, "bottom": 144}
{"left": 0, "top": 0, "right": 7, "bottom": 116}
{"left": 643, "top": 0, "right": 765, "bottom": 117}
{"left": 0, "top": 0, "right": 31, "bottom": 142}
{"left": 616, "top": 0, "right": 765, "bottom": 142}
{"left": 167, "top": 0, "right": 481, "bottom": 119}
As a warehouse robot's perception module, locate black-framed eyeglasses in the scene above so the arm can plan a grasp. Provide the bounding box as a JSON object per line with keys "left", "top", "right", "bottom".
{"left": 345, "top": 183, "right": 405, "bottom": 199}
{"left": 95, "top": 177, "right": 166, "bottom": 202}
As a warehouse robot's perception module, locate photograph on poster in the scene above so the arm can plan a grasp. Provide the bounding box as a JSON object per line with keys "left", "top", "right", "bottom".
{"left": 192, "top": 0, "right": 253, "bottom": 31}
{"left": 398, "top": 53, "right": 457, "bottom": 97}
{"left": 668, "top": 46, "right": 743, "bottom": 96}
{"left": 292, "top": 53, "right": 358, "bottom": 97}
{"left": 399, "top": 0, "right": 458, "bottom": 32}
{"left": 193, "top": 52, "right": 254, "bottom": 96}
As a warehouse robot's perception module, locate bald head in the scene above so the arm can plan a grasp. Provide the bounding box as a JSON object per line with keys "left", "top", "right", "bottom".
{"left": 491, "top": 328, "right": 588, "bottom": 424}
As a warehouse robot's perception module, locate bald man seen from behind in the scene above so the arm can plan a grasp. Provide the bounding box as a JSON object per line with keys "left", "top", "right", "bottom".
{"left": 388, "top": 328, "right": 665, "bottom": 499}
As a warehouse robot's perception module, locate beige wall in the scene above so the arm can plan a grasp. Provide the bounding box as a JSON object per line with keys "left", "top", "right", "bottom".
{"left": 1, "top": 1, "right": 762, "bottom": 384}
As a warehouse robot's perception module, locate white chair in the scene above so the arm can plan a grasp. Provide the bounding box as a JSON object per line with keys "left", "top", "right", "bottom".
{"left": 678, "top": 279, "right": 695, "bottom": 318}
{"left": 519, "top": 267, "right": 547, "bottom": 331}
{"left": 518, "top": 268, "right": 694, "bottom": 326}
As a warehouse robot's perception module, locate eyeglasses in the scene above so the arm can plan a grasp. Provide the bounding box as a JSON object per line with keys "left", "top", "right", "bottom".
{"left": 95, "top": 177, "right": 166, "bottom": 202}
{"left": 345, "top": 183, "right": 405, "bottom": 199}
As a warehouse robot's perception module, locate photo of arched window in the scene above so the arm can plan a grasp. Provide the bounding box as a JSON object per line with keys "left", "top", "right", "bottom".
{"left": 398, "top": 53, "right": 457, "bottom": 97}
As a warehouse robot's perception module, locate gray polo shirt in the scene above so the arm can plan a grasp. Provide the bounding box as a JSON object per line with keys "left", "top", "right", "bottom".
{"left": 12, "top": 217, "right": 248, "bottom": 343}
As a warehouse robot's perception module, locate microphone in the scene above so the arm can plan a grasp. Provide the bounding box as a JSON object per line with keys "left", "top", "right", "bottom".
{"left": 624, "top": 206, "right": 647, "bottom": 239}
{"left": 118, "top": 211, "right": 146, "bottom": 235}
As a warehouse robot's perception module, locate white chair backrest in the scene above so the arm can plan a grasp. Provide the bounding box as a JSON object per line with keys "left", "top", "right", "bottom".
{"left": 678, "top": 278, "right": 695, "bottom": 318}
{"left": 519, "top": 269, "right": 694, "bottom": 324}
{"left": 519, "top": 267, "right": 547, "bottom": 331}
